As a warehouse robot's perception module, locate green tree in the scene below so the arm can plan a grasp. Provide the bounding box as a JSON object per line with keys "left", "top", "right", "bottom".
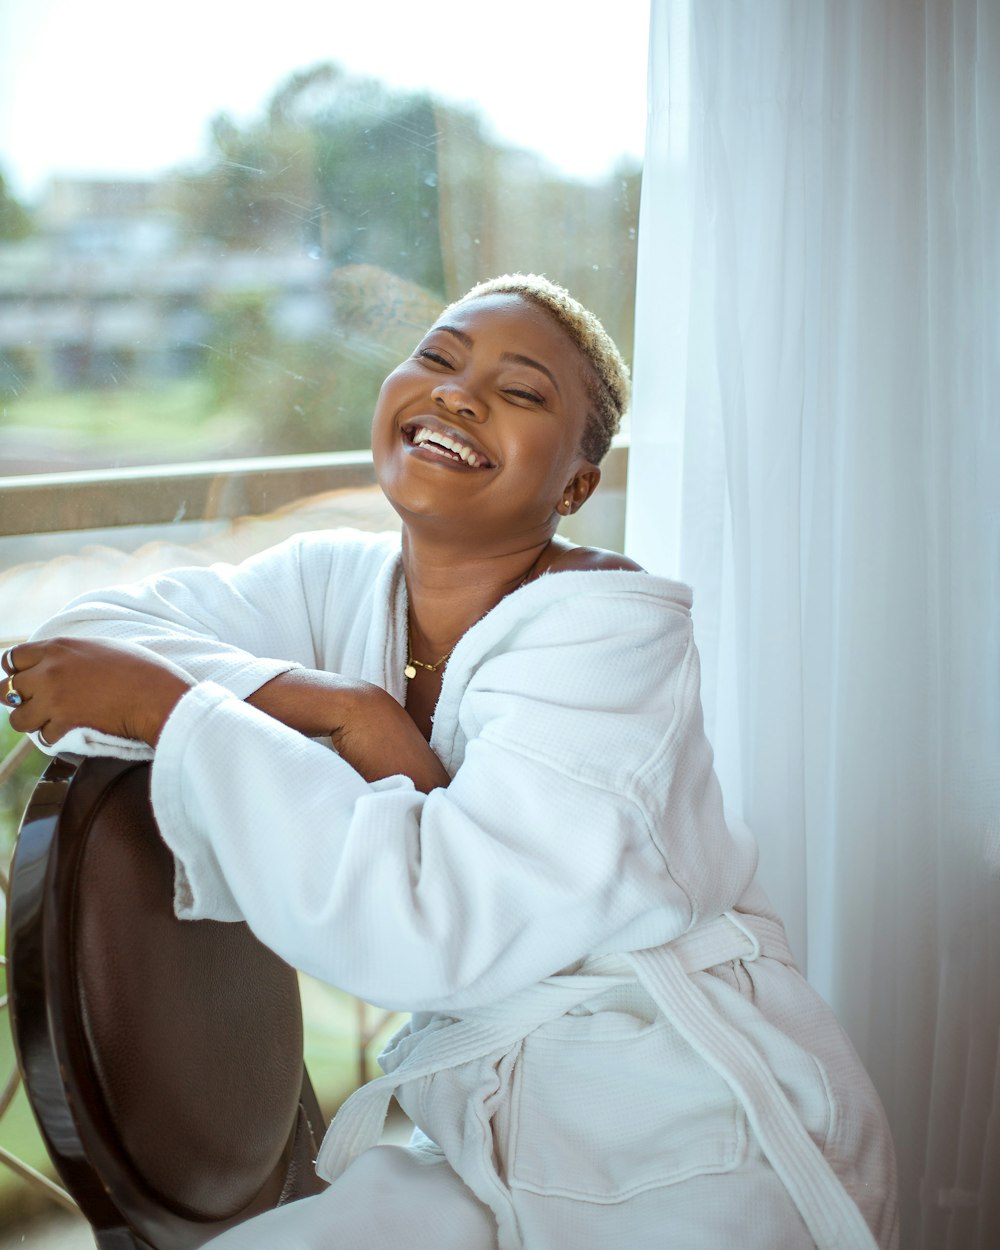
{"left": 171, "top": 62, "right": 639, "bottom": 456}
{"left": 0, "top": 171, "right": 33, "bottom": 240}
{"left": 202, "top": 288, "right": 382, "bottom": 455}
{"left": 178, "top": 63, "right": 445, "bottom": 295}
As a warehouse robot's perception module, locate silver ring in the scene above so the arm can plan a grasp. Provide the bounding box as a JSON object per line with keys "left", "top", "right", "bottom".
{"left": 37, "top": 729, "right": 52, "bottom": 749}
{"left": 1, "top": 647, "right": 16, "bottom": 675}
{"left": 4, "top": 676, "right": 22, "bottom": 708}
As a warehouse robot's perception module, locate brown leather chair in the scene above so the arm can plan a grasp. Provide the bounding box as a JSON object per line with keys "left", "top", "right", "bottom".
{"left": 6, "top": 754, "right": 327, "bottom": 1249}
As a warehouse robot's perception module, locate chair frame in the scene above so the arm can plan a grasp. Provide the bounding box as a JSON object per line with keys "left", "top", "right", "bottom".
{"left": 7, "top": 754, "right": 327, "bottom": 1249}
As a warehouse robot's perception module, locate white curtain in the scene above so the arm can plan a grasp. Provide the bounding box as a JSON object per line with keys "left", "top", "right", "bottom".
{"left": 626, "top": 3, "right": 1000, "bottom": 1248}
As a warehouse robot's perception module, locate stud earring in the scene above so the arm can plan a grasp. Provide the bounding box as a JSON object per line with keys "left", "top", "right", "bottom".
{"left": 563, "top": 498, "right": 572, "bottom": 512}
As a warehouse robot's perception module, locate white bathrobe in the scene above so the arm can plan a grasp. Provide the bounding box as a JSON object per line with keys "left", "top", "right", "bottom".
{"left": 32, "top": 529, "right": 898, "bottom": 1250}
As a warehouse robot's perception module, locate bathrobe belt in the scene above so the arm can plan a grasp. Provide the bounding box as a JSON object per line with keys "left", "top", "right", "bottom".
{"left": 315, "top": 912, "right": 877, "bottom": 1250}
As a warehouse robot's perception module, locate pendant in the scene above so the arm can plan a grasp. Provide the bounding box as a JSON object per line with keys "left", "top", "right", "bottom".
{"left": 404, "top": 663, "right": 417, "bottom": 680}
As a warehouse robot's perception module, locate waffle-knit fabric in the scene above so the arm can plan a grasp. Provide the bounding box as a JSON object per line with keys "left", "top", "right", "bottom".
{"left": 31, "top": 528, "right": 898, "bottom": 1248}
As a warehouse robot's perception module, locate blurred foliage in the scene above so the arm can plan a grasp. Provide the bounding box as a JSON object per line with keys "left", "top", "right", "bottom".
{"left": 167, "top": 64, "right": 467, "bottom": 454}
{"left": 0, "top": 722, "right": 44, "bottom": 860}
{"left": 176, "top": 63, "right": 446, "bottom": 292}
{"left": 0, "top": 171, "right": 32, "bottom": 241}
{"left": 203, "top": 289, "right": 380, "bottom": 455}
{"left": 170, "top": 61, "right": 641, "bottom": 456}
{"left": 1, "top": 62, "right": 640, "bottom": 463}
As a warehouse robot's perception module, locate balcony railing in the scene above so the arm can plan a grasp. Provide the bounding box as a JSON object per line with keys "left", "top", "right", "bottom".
{"left": 0, "top": 449, "right": 380, "bottom": 537}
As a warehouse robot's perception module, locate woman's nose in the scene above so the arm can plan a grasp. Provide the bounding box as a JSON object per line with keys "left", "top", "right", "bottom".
{"left": 431, "top": 381, "right": 487, "bottom": 422}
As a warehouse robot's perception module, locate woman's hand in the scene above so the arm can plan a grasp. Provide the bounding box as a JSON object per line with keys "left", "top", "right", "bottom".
{"left": 3, "top": 638, "right": 193, "bottom": 747}
{"left": 248, "top": 670, "right": 450, "bottom": 793}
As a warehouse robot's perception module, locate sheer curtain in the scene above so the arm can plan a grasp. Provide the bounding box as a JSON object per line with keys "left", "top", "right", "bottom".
{"left": 626, "top": 3, "right": 999, "bottom": 1247}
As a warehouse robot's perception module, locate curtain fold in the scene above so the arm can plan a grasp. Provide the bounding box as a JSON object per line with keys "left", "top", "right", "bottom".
{"left": 626, "top": 3, "right": 999, "bottom": 1247}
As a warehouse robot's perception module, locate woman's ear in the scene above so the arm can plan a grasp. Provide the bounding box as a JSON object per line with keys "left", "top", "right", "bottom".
{"left": 559, "top": 465, "right": 601, "bottom": 515}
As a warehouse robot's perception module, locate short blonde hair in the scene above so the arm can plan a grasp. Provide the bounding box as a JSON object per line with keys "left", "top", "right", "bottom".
{"left": 447, "top": 273, "right": 630, "bottom": 464}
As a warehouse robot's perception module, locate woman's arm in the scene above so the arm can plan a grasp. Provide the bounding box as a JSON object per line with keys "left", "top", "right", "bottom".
{"left": 5, "top": 639, "right": 448, "bottom": 793}
{"left": 247, "top": 669, "right": 450, "bottom": 792}
{"left": 28, "top": 531, "right": 398, "bottom": 698}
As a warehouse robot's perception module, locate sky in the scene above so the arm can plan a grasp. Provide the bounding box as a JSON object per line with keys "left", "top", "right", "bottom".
{"left": 0, "top": 0, "right": 650, "bottom": 201}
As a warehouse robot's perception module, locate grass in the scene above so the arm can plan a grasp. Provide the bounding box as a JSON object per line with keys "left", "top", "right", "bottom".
{"left": 0, "top": 1026, "right": 60, "bottom": 1224}
{"left": 0, "top": 379, "right": 256, "bottom": 465}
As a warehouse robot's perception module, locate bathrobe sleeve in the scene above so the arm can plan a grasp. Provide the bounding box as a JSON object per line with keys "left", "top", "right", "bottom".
{"left": 149, "top": 577, "right": 757, "bottom": 1014}
{"left": 28, "top": 530, "right": 396, "bottom": 699}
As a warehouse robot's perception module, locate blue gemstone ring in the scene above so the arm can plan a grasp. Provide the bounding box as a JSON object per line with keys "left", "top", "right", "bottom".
{"left": 5, "top": 677, "right": 22, "bottom": 708}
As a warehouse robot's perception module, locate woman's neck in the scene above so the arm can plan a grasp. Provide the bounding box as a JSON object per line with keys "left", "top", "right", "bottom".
{"left": 401, "top": 529, "right": 558, "bottom": 662}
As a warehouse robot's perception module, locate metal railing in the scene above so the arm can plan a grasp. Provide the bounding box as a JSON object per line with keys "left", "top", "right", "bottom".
{"left": 0, "top": 449, "right": 380, "bottom": 537}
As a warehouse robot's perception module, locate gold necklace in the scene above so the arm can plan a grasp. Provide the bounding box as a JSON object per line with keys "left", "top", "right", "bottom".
{"left": 404, "top": 649, "right": 452, "bottom": 681}
{"left": 404, "top": 541, "right": 552, "bottom": 681}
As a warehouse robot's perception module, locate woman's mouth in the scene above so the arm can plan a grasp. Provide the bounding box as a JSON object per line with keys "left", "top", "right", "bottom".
{"left": 402, "top": 422, "right": 495, "bottom": 469}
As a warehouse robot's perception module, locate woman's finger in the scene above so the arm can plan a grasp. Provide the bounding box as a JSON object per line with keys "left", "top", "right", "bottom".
{"left": 5, "top": 658, "right": 37, "bottom": 702}
{"left": 3, "top": 640, "right": 47, "bottom": 674}
{"left": 6, "top": 677, "right": 43, "bottom": 733}
{"left": 3, "top": 670, "right": 23, "bottom": 710}
{"left": 2, "top": 643, "right": 51, "bottom": 711}
{"left": 7, "top": 677, "right": 64, "bottom": 741}
{"left": 2, "top": 640, "right": 53, "bottom": 680}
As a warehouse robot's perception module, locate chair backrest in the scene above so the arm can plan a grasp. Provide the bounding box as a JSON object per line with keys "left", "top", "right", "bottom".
{"left": 7, "top": 754, "right": 327, "bottom": 1249}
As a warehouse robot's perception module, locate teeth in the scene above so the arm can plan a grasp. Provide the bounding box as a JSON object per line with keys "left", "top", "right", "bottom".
{"left": 412, "top": 427, "right": 482, "bottom": 467}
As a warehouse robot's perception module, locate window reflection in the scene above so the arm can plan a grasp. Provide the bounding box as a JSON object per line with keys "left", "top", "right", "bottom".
{"left": 0, "top": 39, "right": 644, "bottom": 475}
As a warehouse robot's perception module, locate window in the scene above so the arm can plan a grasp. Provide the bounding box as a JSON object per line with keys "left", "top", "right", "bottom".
{"left": 0, "top": 1, "right": 648, "bottom": 476}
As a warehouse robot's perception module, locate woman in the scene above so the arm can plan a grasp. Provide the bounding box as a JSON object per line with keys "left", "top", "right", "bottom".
{"left": 3, "top": 275, "right": 897, "bottom": 1249}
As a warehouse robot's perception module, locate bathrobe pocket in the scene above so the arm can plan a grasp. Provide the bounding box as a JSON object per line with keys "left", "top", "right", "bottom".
{"left": 505, "top": 1006, "right": 748, "bottom": 1204}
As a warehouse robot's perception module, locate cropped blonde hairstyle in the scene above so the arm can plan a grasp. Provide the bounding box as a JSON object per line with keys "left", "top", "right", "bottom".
{"left": 446, "top": 273, "right": 630, "bottom": 465}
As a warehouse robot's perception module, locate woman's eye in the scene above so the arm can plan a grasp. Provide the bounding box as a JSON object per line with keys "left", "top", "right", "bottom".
{"left": 504, "top": 387, "right": 544, "bottom": 405}
{"left": 418, "top": 348, "right": 452, "bottom": 367}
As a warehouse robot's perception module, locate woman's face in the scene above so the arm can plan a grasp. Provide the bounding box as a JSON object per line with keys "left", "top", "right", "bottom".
{"left": 371, "top": 294, "right": 598, "bottom": 543}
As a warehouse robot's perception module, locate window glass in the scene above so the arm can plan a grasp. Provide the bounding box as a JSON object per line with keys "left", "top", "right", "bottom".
{"left": 0, "top": 1, "right": 648, "bottom": 475}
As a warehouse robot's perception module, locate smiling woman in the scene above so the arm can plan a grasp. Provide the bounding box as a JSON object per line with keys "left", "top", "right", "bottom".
{"left": 368, "top": 274, "right": 639, "bottom": 740}
{"left": 373, "top": 290, "right": 604, "bottom": 544}
{"left": 4, "top": 273, "right": 897, "bottom": 1250}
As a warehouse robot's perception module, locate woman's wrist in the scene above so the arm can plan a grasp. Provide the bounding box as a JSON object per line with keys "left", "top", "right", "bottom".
{"left": 245, "top": 669, "right": 362, "bottom": 738}
{"left": 245, "top": 669, "right": 449, "bottom": 792}
{"left": 145, "top": 673, "right": 194, "bottom": 746}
